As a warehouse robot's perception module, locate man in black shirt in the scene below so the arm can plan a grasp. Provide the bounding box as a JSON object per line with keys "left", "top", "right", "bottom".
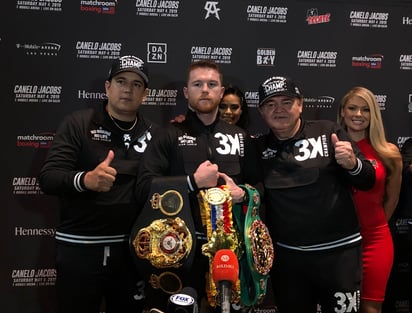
{"left": 134, "top": 60, "right": 260, "bottom": 312}
{"left": 255, "top": 76, "right": 375, "bottom": 313}
{"left": 39, "top": 55, "right": 156, "bottom": 313}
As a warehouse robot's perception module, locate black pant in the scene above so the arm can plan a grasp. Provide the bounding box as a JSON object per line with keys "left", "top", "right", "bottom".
{"left": 55, "top": 242, "right": 144, "bottom": 313}
{"left": 272, "top": 244, "right": 362, "bottom": 313}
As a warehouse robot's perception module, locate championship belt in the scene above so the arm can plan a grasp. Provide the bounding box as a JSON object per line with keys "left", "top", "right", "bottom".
{"left": 130, "top": 176, "right": 196, "bottom": 295}
{"left": 198, "top": 185, "right": 241, "bottom": 307}
{"left": 232, "top": 184, "right": 274, "bottom": 307}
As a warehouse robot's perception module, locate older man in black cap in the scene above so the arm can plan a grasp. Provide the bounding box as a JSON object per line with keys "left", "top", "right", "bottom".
{"left": 254, "top": 76, "right": 376, "bottom": 313}
{"left": 39, "top": 55, "right": 157, "bottom": 313}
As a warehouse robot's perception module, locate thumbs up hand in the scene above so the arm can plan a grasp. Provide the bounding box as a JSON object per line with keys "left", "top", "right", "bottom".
{"left": 331, "top": 133, "right": 357, "bottom": 170}
{"left": 84, "top": 150, "right": 117, "bottom": 192}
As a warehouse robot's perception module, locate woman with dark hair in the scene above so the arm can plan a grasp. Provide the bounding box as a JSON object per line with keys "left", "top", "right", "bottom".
{"left": 218, "top": 84, "right": 250, "bottom": 129}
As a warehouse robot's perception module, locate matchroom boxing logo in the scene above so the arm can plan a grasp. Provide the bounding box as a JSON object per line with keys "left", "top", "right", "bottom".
{"left": 80, "top": 0, "right": 117, "bottom": 14}
{"left": 16, "top": 132, "right": 55, "bottom": 149}
{"left": 351, "top": 54, "right": 383, "bottom": 69}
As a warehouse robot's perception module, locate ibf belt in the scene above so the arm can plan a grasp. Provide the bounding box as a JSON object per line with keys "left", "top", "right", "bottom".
{"left": 130, "top": 176, "right": 196, "bottom": 295}
{"left": 199, "top": 185, "right": 241, "bottom": 307}
{"left": 232, "top": 184, "right": 274, "bottom": 307}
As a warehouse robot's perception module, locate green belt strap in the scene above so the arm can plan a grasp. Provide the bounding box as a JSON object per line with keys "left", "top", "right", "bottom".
{"left": 233, "top": 184, "right": 274, "bottom": 307}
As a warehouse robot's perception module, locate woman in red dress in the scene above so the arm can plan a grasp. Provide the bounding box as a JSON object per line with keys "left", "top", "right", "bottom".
{"left": 337, "top": 86, "right": 402, "bottom": 313}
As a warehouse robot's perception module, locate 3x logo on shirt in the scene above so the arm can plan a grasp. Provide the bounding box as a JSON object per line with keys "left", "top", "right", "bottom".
{"left": 90, "top": 128, "right": 153, "bottom": 153}
{"left": 178, "top": 132, "right": 245, "bottom": 156}
{"left": 261, "top": 135, "right": 329, "bottom": 161}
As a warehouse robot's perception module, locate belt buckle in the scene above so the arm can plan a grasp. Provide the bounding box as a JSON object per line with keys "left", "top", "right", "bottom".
{"left": 132, "top": 217, "right": 193, "bottom": 268}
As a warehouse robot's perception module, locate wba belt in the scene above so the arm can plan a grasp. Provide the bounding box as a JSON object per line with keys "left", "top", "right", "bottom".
{"left": 130, "top": 176, "right": 196, "bottom": 295}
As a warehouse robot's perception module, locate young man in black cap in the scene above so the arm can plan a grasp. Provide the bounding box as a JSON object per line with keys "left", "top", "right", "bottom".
{"left": 39, "top": 55, "right": 157, "bottom": 313}
{"left": 254, "top": 76, "right": 376, "bottom": 313}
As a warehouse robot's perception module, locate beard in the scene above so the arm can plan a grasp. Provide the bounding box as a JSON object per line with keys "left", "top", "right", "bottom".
{"left": 190, "top": 98, "right": 220, "bottom": 114}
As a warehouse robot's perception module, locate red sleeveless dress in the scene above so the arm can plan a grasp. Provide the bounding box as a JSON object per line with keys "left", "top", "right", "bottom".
{"left": 353, "top": 138, "right": 393, "bottom": 301}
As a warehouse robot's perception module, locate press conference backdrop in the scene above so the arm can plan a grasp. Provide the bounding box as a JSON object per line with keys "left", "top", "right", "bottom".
{"left": 2, "top": 0, "right": 412, "bottom": 312}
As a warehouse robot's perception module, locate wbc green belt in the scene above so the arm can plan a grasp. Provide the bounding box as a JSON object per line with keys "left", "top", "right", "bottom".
{"left": 233, "top": 184, "right": 274, "bottom": 307}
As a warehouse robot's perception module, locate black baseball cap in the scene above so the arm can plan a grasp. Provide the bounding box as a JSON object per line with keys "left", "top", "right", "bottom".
{"left": 258, "top": 76, "right": 302, "bottom": 106}
{"left": 107, "top": 55, "right": 149, "bottom": 85}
